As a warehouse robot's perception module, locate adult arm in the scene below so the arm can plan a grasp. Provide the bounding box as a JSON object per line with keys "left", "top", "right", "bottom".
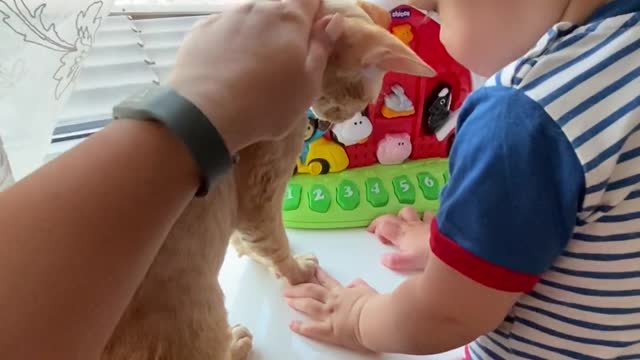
{"left": 0, "top": 0, "right": 337, "bottom": 357}
{"left": 0, "top": 119, "right": 200, "bottom": 360}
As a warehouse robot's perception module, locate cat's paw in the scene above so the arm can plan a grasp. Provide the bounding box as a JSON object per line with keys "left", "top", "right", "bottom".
{"left": 230, "top": 232, "right": 249, "bottom": 258}
{"left": 229, "top": 325, "right": 252, "bottom": 360}
{"left": 281, "top": 254, "right": 318, "bottom": 285}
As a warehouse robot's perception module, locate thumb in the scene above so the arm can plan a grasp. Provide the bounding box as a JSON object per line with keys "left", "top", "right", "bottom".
{"left": 381, "top": 251, "right": 426, "bottom": 272}
{"left": 305, "top": 14, "right": 344, "bottom": 79}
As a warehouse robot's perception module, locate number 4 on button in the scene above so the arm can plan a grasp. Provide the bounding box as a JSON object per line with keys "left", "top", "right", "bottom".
{"left": 366, "top": 177, "right": 389, "bottom": 207}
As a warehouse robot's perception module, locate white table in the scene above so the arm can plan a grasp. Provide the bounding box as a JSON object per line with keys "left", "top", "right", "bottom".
{"left": 220, "top": 228, "right": 465, "bottom": 360}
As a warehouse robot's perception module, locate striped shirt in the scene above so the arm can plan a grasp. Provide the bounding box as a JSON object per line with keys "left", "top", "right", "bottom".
{"left": 430, "top": 0, "right": 640, "bottom": 358}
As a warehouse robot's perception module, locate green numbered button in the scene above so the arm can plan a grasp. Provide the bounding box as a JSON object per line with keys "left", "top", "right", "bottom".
{"left": 308, "top": 184, "right": 331, "bottom": 213}
{"left": 337, "top": 180, "right": 360, "bottom": 210}
{"left": 392, "top": 175, "right": 416, "bottom": 204}
{"left": 417, "top": 172, "right": 440, "bottom": 200}
{"left": 442, "top": 172, "right": 449, "bottom": 184}
{"left": 283, "top": 183, "right": 302, "bottom": 211}
{"left": 365, "top": 177, "right": 389, "bottom": 207}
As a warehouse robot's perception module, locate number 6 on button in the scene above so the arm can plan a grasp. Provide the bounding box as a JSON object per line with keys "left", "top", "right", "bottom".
{"left": 417, "top": 172, "right": 440, "bottom": 200}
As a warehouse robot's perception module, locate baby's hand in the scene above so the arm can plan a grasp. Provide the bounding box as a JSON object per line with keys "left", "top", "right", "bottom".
{"left": 285, "top": 269, "right": 377, "bottom": 353}
{"left": 367, "top": 207, "right": 433, "bottom": 272}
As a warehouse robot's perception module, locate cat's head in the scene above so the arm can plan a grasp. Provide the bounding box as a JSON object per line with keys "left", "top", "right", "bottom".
{"left": 312, "top": 0, "right": 435, "bottom": 122}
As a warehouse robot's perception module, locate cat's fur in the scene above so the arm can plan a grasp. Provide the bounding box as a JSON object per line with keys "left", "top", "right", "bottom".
{"left": 101, "top": 1, "right": 434, "bottom": 359}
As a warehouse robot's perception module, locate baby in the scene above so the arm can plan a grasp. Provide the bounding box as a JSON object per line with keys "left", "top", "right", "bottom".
{"left": 285, "top": 0, "right": 640, "bottom": 358}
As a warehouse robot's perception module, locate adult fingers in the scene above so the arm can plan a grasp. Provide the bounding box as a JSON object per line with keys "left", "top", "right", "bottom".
{"left": 381, "top": 251, "right": 427, "bottom": 272}
{"left": 283, "top": 0, "right": 322, "bottom": 28}
{"left": 398, "top": 207, "right": 420, "bottom": 222}
{"left": 283, "top": 283, "right": 328, "bottom": 302}
{"left": 316, "top": 268, "right": 342, "bottom": 289}
{"left": 305, "top": 14, "right": 343, "bottom": 84}
{"left": 286, "top": 297, "right": 328, "bottom": 320}
{"left": 409, "top": 0, "right": 438, "bottom": 11}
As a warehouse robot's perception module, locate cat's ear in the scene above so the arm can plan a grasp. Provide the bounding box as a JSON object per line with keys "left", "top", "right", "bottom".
{"left": 356, "top": 0, "right": 391, "bottom": 28}
{"left": 344, "top": 19, "right": 435, "bottom": 77}
{"left": 361, "top": 38, "right": 436, "bottom": 77}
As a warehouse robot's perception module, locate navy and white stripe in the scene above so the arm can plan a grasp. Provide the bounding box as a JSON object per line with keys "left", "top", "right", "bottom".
{"left": 471, "top": 2, "right": 640, "bottom": 359}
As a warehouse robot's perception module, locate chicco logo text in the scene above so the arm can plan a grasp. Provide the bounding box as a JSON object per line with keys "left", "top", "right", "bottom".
{"left": 391, "top": 9, "right": 411, "bottom": 18}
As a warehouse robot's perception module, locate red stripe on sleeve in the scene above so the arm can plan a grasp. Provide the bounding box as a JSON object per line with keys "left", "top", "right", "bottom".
{"left": 430, "top": 219, "right": 540, "bottom": 293}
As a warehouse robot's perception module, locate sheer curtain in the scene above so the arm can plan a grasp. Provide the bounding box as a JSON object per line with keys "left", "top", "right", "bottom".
{"left": 0, "top": 0, "right": 116, "bottom": 182}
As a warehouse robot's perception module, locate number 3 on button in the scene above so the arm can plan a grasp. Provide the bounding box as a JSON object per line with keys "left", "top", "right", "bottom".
{"left": 337, "top": 180, "right": 360, "bottom": 210}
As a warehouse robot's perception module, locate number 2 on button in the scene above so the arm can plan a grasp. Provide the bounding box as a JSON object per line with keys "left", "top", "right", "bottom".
{"left": 308, "top": 184, "right": 331, "bottom": 213}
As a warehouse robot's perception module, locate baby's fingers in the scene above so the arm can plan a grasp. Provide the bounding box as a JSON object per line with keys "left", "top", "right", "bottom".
{"left": 367, "top": 214, "right": 397, "bottom": 233}
{"left": 286, "top": 297, "right": 328, "bottom": 320}
{"left": 422, "top": 211, "right": 435, "bottom": 223}
{"left": 290, "top": 320, "right": 335, "bottom": 343}
{"left": 346, "top": 278, "right": 376, "bottom": 291}
{"left": 284, "top": 283, "right": 328, "bottom": 302}
{"left": 372, "top": 219, "right": 403, "bottom": 246}
{"left": 381, "top": 251, "right": 426, "bottom": 272}
{"left": 398, "top": 207, "right": 420, "bottom": 222}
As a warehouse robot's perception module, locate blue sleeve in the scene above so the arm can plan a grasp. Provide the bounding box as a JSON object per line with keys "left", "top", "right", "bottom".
{"left": 430, "top": 86, "right": 585, "bottom": 292}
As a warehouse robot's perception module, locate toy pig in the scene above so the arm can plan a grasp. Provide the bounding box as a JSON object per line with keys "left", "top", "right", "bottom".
{"left": 331, "top": 113, "right": 373, "bottom": 146}
{"left": 376, "top": 133, "right": 412, "bottom": 165}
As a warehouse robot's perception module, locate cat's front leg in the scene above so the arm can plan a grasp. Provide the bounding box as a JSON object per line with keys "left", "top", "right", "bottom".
{"left": 228, "top": 325, "right": 253, "bottom": 360}
{"left": 231, "top": 229, "right": 318, "bottom": 285}
{"left": 232, "top": 121, "right": 318, "bottom": 285}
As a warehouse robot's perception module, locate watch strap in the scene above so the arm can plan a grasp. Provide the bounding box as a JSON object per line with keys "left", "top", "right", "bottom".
{"left": 113, "top": 85, "right": 234, "bottom": 197}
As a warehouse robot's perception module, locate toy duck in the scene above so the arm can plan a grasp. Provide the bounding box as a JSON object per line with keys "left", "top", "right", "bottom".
{"left": 381, "top": 84, "right": 415, "bottom": 118}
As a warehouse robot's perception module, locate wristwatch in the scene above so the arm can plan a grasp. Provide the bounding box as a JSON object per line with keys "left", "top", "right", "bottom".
{"left": 112, "top": 84, "right": 236, "bottom": 197}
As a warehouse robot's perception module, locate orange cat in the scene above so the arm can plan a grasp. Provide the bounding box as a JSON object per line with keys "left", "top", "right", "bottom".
{"left": 101, "top": 1, "right": 434, "bottom": 359}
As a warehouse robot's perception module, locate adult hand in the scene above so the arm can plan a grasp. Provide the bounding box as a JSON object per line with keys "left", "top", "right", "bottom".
{"left": 368, "top": 207, "right": 433, "bottom": 272}
{"left": 169, "top": 0, "right": 343, "bottom": 153}
{"left": 284, "top": 268, "right": 378, "bottom": 353}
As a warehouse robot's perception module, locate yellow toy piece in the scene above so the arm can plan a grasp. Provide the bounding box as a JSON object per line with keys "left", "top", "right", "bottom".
{"left": 296, "top": 137, "right": 349, "bottom": 176}
{"left": 381, "top": 106, "right": 415, "bottom": 118}
{"left": 392, "top": 24, "right": 414, "bottom": 45}
{"left": 381, "top": 84, "right": 416, "bottom": 119}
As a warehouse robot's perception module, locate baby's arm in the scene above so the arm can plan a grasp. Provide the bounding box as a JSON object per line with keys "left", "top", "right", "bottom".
{"left": 359, "top": 87, "right": 584, "bottom": 354}
{"left": 359, "top": 255, "right": 520, "bottom": 354}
